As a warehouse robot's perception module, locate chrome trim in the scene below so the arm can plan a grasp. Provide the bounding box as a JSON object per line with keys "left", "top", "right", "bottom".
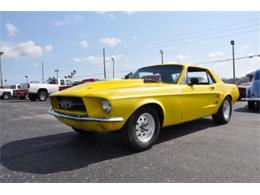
{"left": 242, "top": 98, "right": 260, "bottom": 101}
{"left": 48, "top": 109, "right": 124, "bottom": 122}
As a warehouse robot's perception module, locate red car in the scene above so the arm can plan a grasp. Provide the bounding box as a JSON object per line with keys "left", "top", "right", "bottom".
{"left": 237, "top": 82, "right": 251, "bottom": 100}
{"left": 13, "top": 89, "right": 28, "bottom": 99}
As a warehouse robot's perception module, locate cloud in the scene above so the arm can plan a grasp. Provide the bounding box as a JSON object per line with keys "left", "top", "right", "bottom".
{"left": 53, "top": 14, "right": 83, "bottom": 27}
{"left": 100, "top": 37, "right": 121, "bottom": 47}
{"left": 72, "top": 54, "right": 123, "bottom": 66}
{"left": 249, "top": 55, "right": 260, "bottom": 66}
{"left": 95, "top": 11, "right": 106, "bottom": 14}
{"left": 237, "top": 45, "right": 249, "bottom": 55}
{"left": 95, "top": 12, "right": 115, "bottom": 20}
{"left": 124, "top": 11, "right": 136, "bottom": 16}
{"left": 72, "top": 56, "right": 100, "bottom": 64}
{"left": 208, "top": 51, "right": 224, "bottom": 58}
{"left": 1, "top": 41, "right": 52, "bottom": 59}
{"left": 84, "top": 56, "right": 101, "bottom": 64}
{"left": 79, "top": 40, "right": 88, "bottom": 48}
{"left": 6, "top": 22, "right": 18, "bottom": 37}
{"left": 44, "top": 44, "right": 53, "bottom": 52}
{"left": 72, "top": 58, "right": 82, "bottom": 63}
{"left": 173, "top": 54, "right": 189, "bottom": 63}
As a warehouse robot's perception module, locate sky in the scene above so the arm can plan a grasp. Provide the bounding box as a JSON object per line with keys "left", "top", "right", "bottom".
{"left": 0, "top": 11, "right": 260, "bottom": 84}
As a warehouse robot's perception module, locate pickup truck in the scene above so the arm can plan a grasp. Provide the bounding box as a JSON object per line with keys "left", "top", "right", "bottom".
{"left": 20, "top": 78, "right": 73, "bottom": 101}
{"left": 0, "top": 84, "right": 20, "bottom": 100}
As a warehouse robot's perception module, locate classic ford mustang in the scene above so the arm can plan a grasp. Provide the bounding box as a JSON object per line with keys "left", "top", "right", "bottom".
{"left": 48, "top": 64, "right": 239, "bottom": 150}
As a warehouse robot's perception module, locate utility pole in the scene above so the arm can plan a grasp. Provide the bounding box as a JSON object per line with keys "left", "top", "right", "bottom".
{"left": 230, "top": 40, "right": 236, "bottom": 84}
{"left": 160, "top": 50, "right": 164, "bottom": 64}
{"left": 103, "top": 48, "right": 107, "bottom": 79}
{"left": 0, "top": 51, "right": 4, "bottom": 88}
{"left": 41, "top": 62, "right": 44, "bottom": 83}
{"left": 54, "top": 69, "right": 59, "bottom": 82}
{"left": 111, "top": 57, "right": 115, "bottom": 78}
{"left": 25, "top": 75, "right": 28, "bottom": 83}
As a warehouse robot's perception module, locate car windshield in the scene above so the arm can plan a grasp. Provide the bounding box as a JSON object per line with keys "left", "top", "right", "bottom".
{"left": 10, "top": 85, "right": 16, "bottom": 89}
{"left": 253, "top": 70, "right": 260, "bottom": 80}
{"left": 131, "top": 65, "right": 183, "bottom": 84}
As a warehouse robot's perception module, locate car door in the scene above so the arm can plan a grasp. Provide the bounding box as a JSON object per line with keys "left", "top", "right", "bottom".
{"left": 181, "top": 67, "right": 219, "bottom": 121}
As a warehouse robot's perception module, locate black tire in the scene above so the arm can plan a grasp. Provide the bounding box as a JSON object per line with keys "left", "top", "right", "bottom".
{"left": 123, "top": 106, "right": 161, "bottom": 151}
{"left": 38, "top": 91, "right": 48, "bottom": 101}
{"left": 248, "top": 101, "right": 255, "bottom": 111}
{"left": 256, "top": 102, "right": 260, "bottom": 112}
{"left": 2, "top": 93, "right": 11, "bottom": 100}
{"left": 19, "top": 96, "right": 25, "bottom": 100}
{"left": 212, "top": 97, "right": 232, "bottom": 124}
{"left": 28, "top": 93, "right": 37, "bottom": 101}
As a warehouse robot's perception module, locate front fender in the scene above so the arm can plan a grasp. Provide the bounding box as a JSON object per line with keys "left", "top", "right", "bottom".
{"left": 112, "top": 97, "right": 166, "bottom": 128}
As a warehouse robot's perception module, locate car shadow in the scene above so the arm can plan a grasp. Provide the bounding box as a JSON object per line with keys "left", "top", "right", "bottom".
{"left": 0, "top": 118, "right": 216, "bottom": 174}
{"left": 234, "top": 105, "right": 260, "bottom": 113}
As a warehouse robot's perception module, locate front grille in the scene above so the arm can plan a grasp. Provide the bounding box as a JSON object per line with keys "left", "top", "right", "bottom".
{"left": 57, "top": 96, "right": 86, "bottom": 111}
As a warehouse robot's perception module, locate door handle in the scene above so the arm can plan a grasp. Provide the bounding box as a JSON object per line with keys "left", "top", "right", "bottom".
{"left": 209, "top": 86, "right": 215, "bottom": 90}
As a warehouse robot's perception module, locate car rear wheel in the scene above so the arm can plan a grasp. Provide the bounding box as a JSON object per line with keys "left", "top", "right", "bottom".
{"left": 248, "top": 101, "right": 255, "bottom": 110}
{"left": 123, "top": 106, "right": 161, "bottom": 151}
{"left": 28, "top": 93, "right": 37, "bottom": 101}
{"left": 2, "top": 93, "right": 11, "bottom": 100}
{"left": 212, "top": 97, "right": 232, "bottom": 124}
{"left": 38, "top": 91, "right": 48, "bottom": 101}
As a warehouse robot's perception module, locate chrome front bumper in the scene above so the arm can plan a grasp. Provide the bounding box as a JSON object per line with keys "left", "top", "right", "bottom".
{"left": 241, "top": 98, "right": 260, "bottom": 101}
{"left": 48, "top": 109, "right": 124, "bottom": 122}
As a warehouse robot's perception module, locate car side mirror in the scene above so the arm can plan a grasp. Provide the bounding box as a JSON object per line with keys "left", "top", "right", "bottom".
{"left": 189, "top": 77, "right": 199, "bottom": 85}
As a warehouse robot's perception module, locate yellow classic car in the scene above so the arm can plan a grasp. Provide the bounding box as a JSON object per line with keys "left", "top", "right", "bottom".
{"left": 48, "top": 64, "right": 239, "bottom": 150}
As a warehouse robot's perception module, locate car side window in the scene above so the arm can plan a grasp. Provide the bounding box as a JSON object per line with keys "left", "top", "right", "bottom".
{"left": 184, "top": 67, "right": 215, "bottom": 85}
{"left": 171, "top": 72, "right": 181, "bottom": 83}
{"left": 66, "top": 80, "right": 73, "bottom": 86}
{"left": 60, "top": 79, "right": 65, "bottom": 85}
{"left": 207, "top": 72, "right": 215, "bottom": 84}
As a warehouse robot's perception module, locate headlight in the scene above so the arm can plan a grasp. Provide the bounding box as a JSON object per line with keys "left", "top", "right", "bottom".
{"left": 101, "top": 100, "right": 112, "bottom": 113}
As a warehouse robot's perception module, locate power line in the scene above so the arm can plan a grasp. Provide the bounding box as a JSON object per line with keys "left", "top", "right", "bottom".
{"left": 73, "top": 54, "right": 260, "bottom": 80}
{"left": 47, "top": 26, "right": 260, "bottom": 69}
{"left": 108, "top": 22, "right": 260, "bottom": 53}
{"left": 108, "top": 27, "right": 260, "bottom": 56}
{"left": 43, "top": 18, "right": 260, "bottom": 66}
{"left": 194, "top": 54, "right": 260, "bottom": 65}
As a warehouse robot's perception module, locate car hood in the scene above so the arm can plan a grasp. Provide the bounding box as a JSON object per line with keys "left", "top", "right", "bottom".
{"left": 51, "top": 79, "right": 169, "bottom": 98}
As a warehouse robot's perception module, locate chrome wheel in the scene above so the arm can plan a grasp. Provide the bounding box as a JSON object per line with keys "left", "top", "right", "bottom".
{"left": 3, "top": 94, "right": 9, "bottom": 99}
{"left": 135, "top": 113, "right": 155, "bottom": 143}
{"left": 39, "top": 94, "right": 45, "bottom": 101}
{"left": 223, "top": 99, "right": 231, "bottom": 120}
{"left": 38, "top": 92, "right": 47, "bottom": 101}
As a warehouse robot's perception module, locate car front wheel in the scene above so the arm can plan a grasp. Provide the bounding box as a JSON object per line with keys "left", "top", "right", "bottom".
{"left": 212, "top": 97, "right": 232, "bottom": 124}
{"left": 38, "top": 91, "right": 48, "bottom": 101}
{"left": 123, "top": 106, "right": 161, "bottom": 151}
{"left": 2, "top": 93, "right": 11, "bottom": 100}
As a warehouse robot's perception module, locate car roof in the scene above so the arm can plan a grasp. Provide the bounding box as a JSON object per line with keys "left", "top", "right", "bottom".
{"left": 142, "top": 63, "right": 210, "bottom": 70}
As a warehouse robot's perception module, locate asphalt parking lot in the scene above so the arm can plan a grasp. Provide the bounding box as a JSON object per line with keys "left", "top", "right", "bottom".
{"left": 0, "top": 99, "right": 259, "bottom": 182}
